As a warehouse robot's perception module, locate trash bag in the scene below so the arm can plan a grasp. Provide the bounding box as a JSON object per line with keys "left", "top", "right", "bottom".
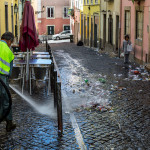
{"left": 120, "top": 52, "right": 124, "bottom": 58}
{"left": 77, "top": 41, "right": 83, "bottom": 46}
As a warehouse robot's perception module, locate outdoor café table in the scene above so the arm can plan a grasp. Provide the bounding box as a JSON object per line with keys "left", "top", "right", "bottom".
{"left": 33, "top": 52, "right": 49, "bottom": 55}
{"left": 29, "top": 59, "right": 52, "bottom": 95}
{"left": 14, "top": 54, "right": 25, "bottom": 60}
{"left": 30, "top": 55, "right": 50, "bottom": 59}
{"left": 14, "top": 59, "right": 52, "bottom": 95}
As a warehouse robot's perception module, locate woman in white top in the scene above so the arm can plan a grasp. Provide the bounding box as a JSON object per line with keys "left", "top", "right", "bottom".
{"left": 123, "top": 35, "right": 131, "bottom": 64}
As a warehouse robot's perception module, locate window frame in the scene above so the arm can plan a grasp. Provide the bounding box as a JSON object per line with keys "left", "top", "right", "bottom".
{"left": 95, "top": 0, "right": 98, "bottom": 4}
{"left": 5, "top": 4, "right": 8, "bottom": 31}
{"left": 63, "top": 6, "right": 69, "bottom": 18}
{"left": 136, "top": 10, "right": 143, "bottom": 40}
{"left": 124, "top": 10, "right": 131, "bottom": 36}
{"left": 46, "top": 6, "right": 55, "bottom": 19}
{"left": 63, "top": 25, "right": 70, "bottom": 31}
{"left": 47, "top": 25, "right": 55, "bottom": 35}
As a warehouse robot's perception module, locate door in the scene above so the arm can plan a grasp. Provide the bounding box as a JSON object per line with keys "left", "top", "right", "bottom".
{"left": 116, "top": 15, "right": 119, "bottom": 51}
{"left": 81, "top": 14, "right": 83, "bottom": 42}
{"left": 108, "top": 15, "right": 113, "bottom": 45}
{"left": 47, "top": 26, "right": 54, "bottom": 35}
{"left": 87, "top": 17, "right": 89, "bottom": 46}
{"left": 84, "top": 16, "right": 86, "bottom": 44}
{"left": 94, "top": 24, "right": 97, "bottom": 48}
{"left": 66, "top": 30, "right": 71, "bottom": 38}
{"left": 91, "top": 18, "right": 93, "bottom": 47}
{"left": 103, "top": 14, "right": 106, "bottom": 48}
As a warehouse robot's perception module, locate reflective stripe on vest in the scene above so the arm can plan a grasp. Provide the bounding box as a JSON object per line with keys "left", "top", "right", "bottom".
{"left": 0, "top": 67, "right": 9, "bottom": 75}
{"left": 0, "top": 57, "right": 10, "bottom": 68}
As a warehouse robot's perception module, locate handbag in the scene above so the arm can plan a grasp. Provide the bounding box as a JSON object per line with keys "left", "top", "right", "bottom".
{"left": 127, "top": 44, "right": 132, "bottom": 52}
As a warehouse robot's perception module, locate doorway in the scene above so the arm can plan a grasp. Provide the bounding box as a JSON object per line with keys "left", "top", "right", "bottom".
{"left": 91, "top": 17, "right": 93, "bottom": 47}
{"left": 108, "top": 15, "right": 113, "bottom": 45}
{"left": 87, "top": 17, "right": 89, "bottom": 46}
{"left": 116, "top": 15, "right": 119, "bottom": 51}
{"left": 84, "top": 16, "right": 86, "bottom": 44}
{"left": 81, "top": 14, "right": 83, "bottom": 42}
{"left": 103, "top": 14, "right": 106, "bottom": 48}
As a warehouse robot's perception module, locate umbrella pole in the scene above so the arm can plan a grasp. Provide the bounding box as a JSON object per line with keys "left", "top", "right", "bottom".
{"left": 25, "top": 48, "right": 29, "bottom": 90}
{"left": 26, "top": 36, "right": 30, "bottom": 91}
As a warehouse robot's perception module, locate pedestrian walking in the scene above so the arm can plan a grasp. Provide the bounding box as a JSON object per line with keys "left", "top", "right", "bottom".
{"left": 0, "top": 32, "right": 16, "bottom": 132}
{"left": 123, "top": 35, "right": 132, "bottom": 64}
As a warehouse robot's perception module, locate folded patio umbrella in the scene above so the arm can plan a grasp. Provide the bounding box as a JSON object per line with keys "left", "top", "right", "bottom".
{"left": 19, "top": 0, "right": 39, "bottom": 89}
{"left": 19, "top": 0, "right": 39, "bottom": 51}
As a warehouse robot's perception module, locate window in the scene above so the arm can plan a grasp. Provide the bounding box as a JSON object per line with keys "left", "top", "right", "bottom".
{"left": 5, "top": 5, "right": 8, "bottom": 31}
{"left": 124, "top": 10, "right": 130, "bottom": 35}
{"left": 91, "top": 0, "right": 93, "bottom": 4}
{"left": 47, "top": 7, "right": 54, "bottom": 18}
{"left": 95, "top": 0, "right": 98, "bottom": 4}
{"left": 64, "top": 7, "right": 69, "bottom": 18}
{"left": 64, "top": 25, "right": 70, "bottom": 31}
{"left": 84, "top": 0, "right": 86, "bottom": 5}
{"left": 47, "top": 26, "right": 54, "bottom": 35}
{"left": 87, "top": 0, "right": 89, "bottom": 4}
{"left": 136, "top": 11, "right": 143, "bottom": 40}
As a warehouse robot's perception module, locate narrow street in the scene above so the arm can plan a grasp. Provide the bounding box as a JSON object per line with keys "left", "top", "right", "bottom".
{"left": 0, "top": 41, "right": 150, "bottom": 149}
{"left": 51, "top": 42, "right": 150, "bottom": 149}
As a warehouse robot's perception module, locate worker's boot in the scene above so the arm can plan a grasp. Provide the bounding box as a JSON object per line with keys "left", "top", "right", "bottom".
{"left": 6, "top": 120, "right": 16, "bottom": 132}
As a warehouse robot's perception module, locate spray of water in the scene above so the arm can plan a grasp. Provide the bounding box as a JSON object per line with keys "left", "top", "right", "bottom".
{"left": 10, "top": 84, "right": 56, "bottom": 119}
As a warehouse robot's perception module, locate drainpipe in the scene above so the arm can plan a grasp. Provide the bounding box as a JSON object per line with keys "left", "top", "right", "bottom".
{"left": 119, "top": 0, "right": 122, "bottom": 58}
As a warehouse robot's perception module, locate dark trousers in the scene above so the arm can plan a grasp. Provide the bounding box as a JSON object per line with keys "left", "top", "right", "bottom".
{"left": 0, "top": 75, "right": 12, "bottom": 121}
{"left": 124, "top": 54, "right": 129, "bottom": 64}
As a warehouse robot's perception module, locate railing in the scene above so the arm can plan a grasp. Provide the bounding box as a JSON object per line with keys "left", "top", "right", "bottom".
{"left": 46, "top": 41, "right": 63, "bottom": 135}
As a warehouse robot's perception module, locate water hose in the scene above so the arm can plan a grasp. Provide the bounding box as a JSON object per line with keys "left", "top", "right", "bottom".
{"left": 0, "top": 77, "right": 12, "bottom": 123}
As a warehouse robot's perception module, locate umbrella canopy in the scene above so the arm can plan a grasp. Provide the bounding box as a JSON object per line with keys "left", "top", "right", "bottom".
{"left": 19, "top": 1, "right": 39, "bottom": 51}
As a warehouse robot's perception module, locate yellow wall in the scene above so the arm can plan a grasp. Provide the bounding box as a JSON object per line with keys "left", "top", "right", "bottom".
{"left": 0, "top": 0, "right": 19, "bottom": 39}
{"left": 100, "top": 0, "right": 120, "bottom": 46}
{"left": 82, "top": 0, "right": 101, "bottom": 47}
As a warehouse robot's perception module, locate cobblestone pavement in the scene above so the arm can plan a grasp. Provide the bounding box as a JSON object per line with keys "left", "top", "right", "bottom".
{"left": 1, "top": 42, "right": 150, "bottom": 150}
{"left": 0, "top": 44, "right": 79, "bottom": 149}
{"left": 0, "top": 87, "right": 79, "bottom": 149}
{"left": 51, "top": 42, "right": 150, "bottom": 150}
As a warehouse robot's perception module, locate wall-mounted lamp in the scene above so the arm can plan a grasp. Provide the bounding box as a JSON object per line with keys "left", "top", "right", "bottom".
{"left": 14, "top": 4, "right": 18, "bottom": 14}
{"left": 88, "top": 6, "right": 90, "bottom": 10}
{"left": 35, "top": 6, "right": 45, "bottom": 14}
{"left": 102, "top": 10, "right": 106, "bottom": 12}
{"left": 108, "top": 10, "right": 111, "bottom": 12}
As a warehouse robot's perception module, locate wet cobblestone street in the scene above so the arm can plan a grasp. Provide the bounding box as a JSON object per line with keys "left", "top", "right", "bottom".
{"left": 51, "top": 42, "right": 150, "bottom": 149}
{"left": 0, "top": 42, "right": 150, "bottom": 149}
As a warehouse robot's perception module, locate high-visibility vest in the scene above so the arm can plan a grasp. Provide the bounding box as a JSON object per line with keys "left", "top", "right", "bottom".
{"left": 0, "top": 41, "right": 14, "bottom": 75}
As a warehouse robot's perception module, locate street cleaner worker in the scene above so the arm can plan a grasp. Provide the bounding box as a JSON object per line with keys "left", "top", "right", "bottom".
{"left": 0, "top": 32, "right": 16, "bottom": 132}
